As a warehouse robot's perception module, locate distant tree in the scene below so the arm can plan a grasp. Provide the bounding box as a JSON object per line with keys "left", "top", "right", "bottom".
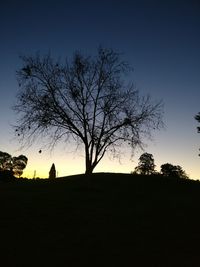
{"left": 134, "top": 152, "right": 156, "bottom": 175}
{"left": 49, "top": 163, "right": 56, "bottom": 179}
{"left": 0, "top": 151, "right": 28, "bottom": 178}
{"left": 195, "top": 112, "right": 200, "bottom": 155}
{"left": 12, "top": 155, "right": 28, "bottom": 178}
{"left": 160, "top": 163, "right": 188, "bottom": 179}
{"left": 14, "top": 47, "right": 163, "bottom": 174}
{"left": 0, "top": 151, "right": 12, "bottom": 171}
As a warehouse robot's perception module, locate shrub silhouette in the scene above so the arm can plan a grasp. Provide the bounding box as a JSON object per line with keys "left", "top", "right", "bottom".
{"left": 0, "top": 170, "right": 15, "bottom": 182}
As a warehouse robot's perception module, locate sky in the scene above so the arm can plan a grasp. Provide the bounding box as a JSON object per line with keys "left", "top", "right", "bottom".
{"left": 0, "top": 0, "right": 200, "bottom": 179}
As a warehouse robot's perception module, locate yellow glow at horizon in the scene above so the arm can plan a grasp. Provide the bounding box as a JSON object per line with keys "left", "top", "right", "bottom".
{"left": 8, "top": 130, "right": 200, "bottom": 180}
{"left": 22, "top": 151, "right": 200, "bottom": 180}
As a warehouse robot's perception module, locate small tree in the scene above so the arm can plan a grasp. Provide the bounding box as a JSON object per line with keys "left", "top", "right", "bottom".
{"left": 14, "top": 47, "right": 163, "bottom": 174}
{"left": 49, "top": 163, "right": 56, "bottom": 179}
{"left": 160, "top": 163, "right": 188, "bottom": 179}
{"left": 134, "top": 152, "right": 156, "bottom": 175}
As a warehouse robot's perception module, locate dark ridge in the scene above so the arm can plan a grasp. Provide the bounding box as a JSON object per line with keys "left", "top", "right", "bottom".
{"left": 0, "top": 173, "right": 199, "bottom": 266}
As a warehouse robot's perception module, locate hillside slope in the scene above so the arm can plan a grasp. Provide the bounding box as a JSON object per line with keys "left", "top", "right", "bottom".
{"left": 0, "top": 173, "right": 200, "bottom": 266}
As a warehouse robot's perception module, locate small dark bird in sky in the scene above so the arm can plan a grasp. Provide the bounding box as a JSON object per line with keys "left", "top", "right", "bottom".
{"left": 39, "top": 150, "right": 42, "bottom": 153}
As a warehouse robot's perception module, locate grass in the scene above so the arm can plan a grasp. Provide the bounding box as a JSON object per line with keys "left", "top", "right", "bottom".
{"left": 0, "top": 173, "right": 200, "bottom": 266}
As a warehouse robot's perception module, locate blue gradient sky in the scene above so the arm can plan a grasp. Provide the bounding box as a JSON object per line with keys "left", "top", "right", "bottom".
{"left": 0, "top": 0, "right": 200, "bottom": 178}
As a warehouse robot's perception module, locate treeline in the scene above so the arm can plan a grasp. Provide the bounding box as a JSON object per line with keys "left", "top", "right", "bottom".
{"left": 0, "top": 151, "right": 28, "bottom": 181}
{"left": 133, "top": 152, "right": 188, "bottom": 179}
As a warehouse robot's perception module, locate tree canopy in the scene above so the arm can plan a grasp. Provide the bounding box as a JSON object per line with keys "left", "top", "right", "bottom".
{"left": 160, "top": 163, "right": 188, "bottom": 179}
{"left": 134, "top": 152, "right": 156, "bottom": 175}
{"left": 14, "top": 47, "right": 163, "bottom": 174}
{"left": 0, "top": 151, "right": 28, "bottom": 178}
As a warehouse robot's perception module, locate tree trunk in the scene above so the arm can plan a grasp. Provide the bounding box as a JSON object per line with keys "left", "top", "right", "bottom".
{"left": 85, "top": 147, "right": 93, "bottom": 175}
{"left": 85, "top": 157, "right": 95, "bottom": 174}
{"left": 85, "top": 167, "right": 93, "bottom": 175}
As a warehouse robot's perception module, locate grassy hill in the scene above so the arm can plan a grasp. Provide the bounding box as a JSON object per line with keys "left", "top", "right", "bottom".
{"left": 0, "top": 173, "right": 200, "bottom": 266}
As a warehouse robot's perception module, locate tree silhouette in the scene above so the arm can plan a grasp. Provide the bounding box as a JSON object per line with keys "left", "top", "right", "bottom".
{"left": 14, "top": 47, "right": 163, "bottom": 174}
{"left": 49, "top": 163, "right": 56, "bottom": 179}
{"left": 160, "top": 163, "right": 188, "bottom": 179}
{"left": 135, "top": 152, "right": 156, "bottom": 175}
{"left": 0, "top": 151, "right": 12, "bottom": 171}
{"left": 12, "top": 155, "right": 28, "bottom": 178}
{"left": 0, "top": 151, "right": 28, "bottom": 178}
{"left": 195, "top": 112, "right": 200, "bottom": 155}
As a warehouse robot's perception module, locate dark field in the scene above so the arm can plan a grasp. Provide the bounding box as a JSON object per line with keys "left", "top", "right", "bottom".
{"left": 0, "top": 173, "right": 200, "bottom": 266}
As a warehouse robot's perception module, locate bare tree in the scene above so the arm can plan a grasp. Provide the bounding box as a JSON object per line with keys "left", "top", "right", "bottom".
{"left": 14, "top": 47, "right": 163, "bottom": 174}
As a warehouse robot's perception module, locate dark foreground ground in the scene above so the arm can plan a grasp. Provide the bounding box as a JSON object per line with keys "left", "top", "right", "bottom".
{"left": 0, "top": 173, "right": 200, "bottom": 267}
